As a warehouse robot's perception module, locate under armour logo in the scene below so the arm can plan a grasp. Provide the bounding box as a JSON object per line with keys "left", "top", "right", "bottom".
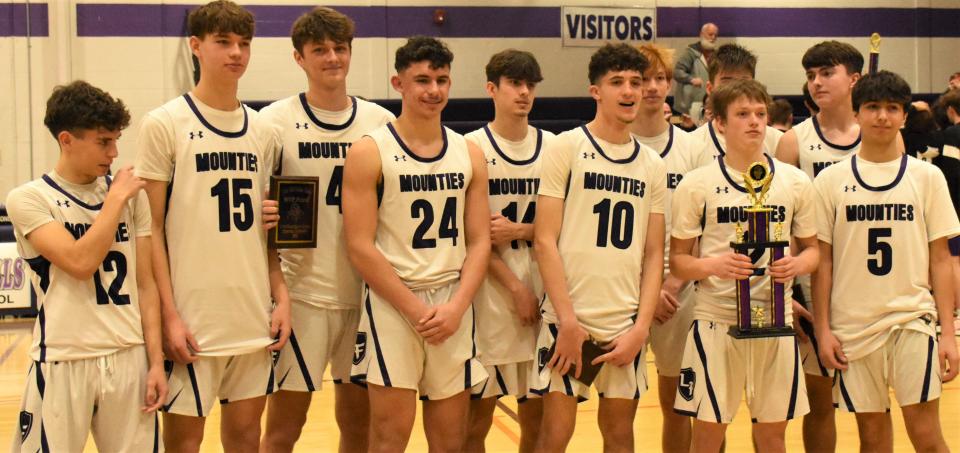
{"left": 295, "top": 122, "right": 309, "bottom": 130}
{"left": 487, "top": 158, "right": 497, "bottom": 165}
{"left": 56, "top": 200, "right": 70, "bottom": 208}
{"left": 393, "top": 155, "right": 406, "bottom": 162}
{"left": 189, "top": 131, "right": 204, "bottom": 140}
{"left": 715, "top": 187, "right": 729, "bottom": 194}
{"left": 582, "top": 152, "right": 596, "bottom": 159}
{"left": 844, "top": 185, "right": 857, "bottom": 192}
{"left": 809, "top": 144, "right": 822, "bottom": 151}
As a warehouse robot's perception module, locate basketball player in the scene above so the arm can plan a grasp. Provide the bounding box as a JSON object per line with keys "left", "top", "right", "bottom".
{"left": 813, "top": 70, "right": 960, "bottom": 453}
{"left": 7, "top": 81, "right": 165, "bottom": 451}
{"left": 463, "top": 49, "right": 550, "bottom": 453}
{"left": 627, "top": 43, "right": 697, "bottom": 453}
{"left": 678, "top": 44, "right": 785, "bottom": 172}
{"left": 135, "top": 2, "right": 291, "bottom": 451}
{"left": 775, "top": 40, "right": 864, "bottom": 453}
{"left": 532, "top": 43, "right": 666, "bottom": 453}
{"left": 671, "top": 79, "right": 817, "bottom": 453}
{"left": 257, "top": 7, "right": 394, "bottom": 453}
{"left": 343, "top": 36, "right": 490, "bottom": 452}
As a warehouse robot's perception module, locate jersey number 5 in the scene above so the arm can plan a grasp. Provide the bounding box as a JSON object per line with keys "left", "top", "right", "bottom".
{"left": 211, "top": 178, "right": 254, "bottom": 232}
{"left": 411, "top": 197, "right": 459, "bottom": 249}
{"left": 867, "top": 227, "right": 892, "bottom": 276}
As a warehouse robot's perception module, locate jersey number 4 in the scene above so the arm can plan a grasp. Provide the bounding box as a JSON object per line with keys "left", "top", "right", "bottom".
{"left": 94, "top": 251, "right": 129, "bottom": 305}
{"left": 412, "top": 197, "right": 459, "bottom": 249}
{"left": 867, "top": 227, "right": 892, "bottom": 276}
{"left": 211, "top": 178, "right": 254, "bottom": 232}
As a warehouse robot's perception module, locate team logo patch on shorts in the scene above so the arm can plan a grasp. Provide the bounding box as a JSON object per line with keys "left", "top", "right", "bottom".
{"left": 679, "top": 367, "right": 696, "bottom": 402}
{"left": 538, "top": 347, "right": 550, "bottom": 372}
{"left": 353, "top": 332, "right": 367, "bottom": 365}
{"left": 19, "top": 411, "right": 32, "bottom": 441}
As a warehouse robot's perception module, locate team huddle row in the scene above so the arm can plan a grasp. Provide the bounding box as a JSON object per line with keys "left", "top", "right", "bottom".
{"left": 5, "top": 1, "right": 960, "bottom": 453}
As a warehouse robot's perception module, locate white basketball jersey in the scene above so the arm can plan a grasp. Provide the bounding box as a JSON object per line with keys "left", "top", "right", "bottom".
{"left": 136, "top": 94, "right": 280, "bottom": 356}
{"left": 539, "top": 126, "right": 667, "bottom": 342}
{"left": 260, "top": 95, "right": 394, "bottom": 310}
{"left": 671, "top": 156, "right": 817, "bottom": 325}
{"left": 6, "top": 173, "right": 148, "bottom": 362}
{"left": 813, "top": 155, "right": 960, "bottom": 360}
{"left": 465, "top": 124, "right": 552, "bottom": 364}
{"left": 681, "top": 121, "right": 784, "bottom": 171}
{"left": 369, "top": 124, "right": 473, "bottom": 290}
{"left": 794, "top": 116, "right": 860, "bottom": 180}
{"left": 633, "top": 125, "right": 694, "bottom": 276}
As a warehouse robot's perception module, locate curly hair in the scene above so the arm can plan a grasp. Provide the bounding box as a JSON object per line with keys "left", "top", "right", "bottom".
{"left": 188, "top": 0, "right": 255, "bottom": 40}
{"left": 43, "top": 81, "right": 130, "bottom": 138}
{"left": 291, "top": 6, "right": 355, "bottom": 53}
{"left": 395, "top": 36, "right": 453, "bottom": 72}
{"left": 852, "top": 70, "right": 911, "bottom": 111}
{"left": 485, "top": 49, "right": 543, "bottom": 85}
{"left": 802, "top": 40, "right": 863, "bottom": 75}
{"left": 588, "top": 43, "right": 648, "bottom": 85}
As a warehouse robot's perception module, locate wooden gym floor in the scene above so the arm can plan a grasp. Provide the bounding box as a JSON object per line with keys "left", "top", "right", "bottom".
{"left": 0, "top": 319, "right": 955, "bottom": 452}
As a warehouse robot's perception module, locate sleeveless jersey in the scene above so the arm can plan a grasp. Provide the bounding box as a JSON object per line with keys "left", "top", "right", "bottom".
{"left": 5, "top": 172, "right": 149, "bottom": 362}
{"left": 135, "top": 93, "right": 281, "bottom": 356}
{"left": 671, "top": 155, "right": 817, "bottom": 325}
{"left": 680, "top": 121, "right": 784, "bottom": 171}
{"left": 539, "top": 125, "right": 667, "bottom": 342}
{"left": 368, "top": 124, "right": 473, "bottom": 290}
{"left": 813, "top": 155, "right": 960, "bottom": 360}
{"left": 260, "top": 94, "right": 394, "bottom": 309}
{"left": 633, "top": 124, "right": 694, "bottom": 276}
{"left": 465, "top": 124, "right": 552, "bottom": 364}
{"left": 794, "top": 116, "right": 860, "bottom": 180}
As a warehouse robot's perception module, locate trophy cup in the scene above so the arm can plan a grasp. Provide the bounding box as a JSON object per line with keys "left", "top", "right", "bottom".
{"left": 728, "top": 162, "right": 794, "bottom": 339}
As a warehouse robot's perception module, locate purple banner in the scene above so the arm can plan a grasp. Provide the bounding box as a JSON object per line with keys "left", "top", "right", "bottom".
{"left": 0, "top": 3, "right": 48, "bottom": 37}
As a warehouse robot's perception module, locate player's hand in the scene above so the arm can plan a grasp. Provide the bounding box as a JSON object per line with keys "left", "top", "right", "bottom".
{"left": 710, "top": 253, "right": 754, "bottom": 280}
{"left": 511, "top": 285, "right": 540, "bottom": 327}
{"left": 655, "top": 290, "right": 679, "bottom": 325}
{"left": 769, "top": 255, "right": 802, "bottom": 283}
{"left": 548, "top": 322, "right": 588, "bottom": 379}
{"left": 691, "top": 77, "right": 703, "bottom": 87}
{"left": 262, "top": 197, "right": 280, "bottom": 231}
{"left": 816, "top": 328, "right": 848, "bottom": 370}
{"left": 939, "top": 333, "right": 959, "bottom": 382}
{"left": 107, "top": 165, "right": 146, "bottom": 202}
{"left": 416, "top": 303, "right": 464, "bottom": 345}
{"left": 142, "top": 364, "right": 168, "bottom": 413}
{"left": 162, "top": 311, "right": 200, "bottom": 364}
{"left": 267, "top": 300, "right": 292, "bottom": 352}
{"left": 594, "top": 328, "right": 646, "bottom": 367}
{"left": 490, "top": 214, "right": 521, "bottom": 246}
{"left": 791, "top": 299, "right": 814, "bottom": 343}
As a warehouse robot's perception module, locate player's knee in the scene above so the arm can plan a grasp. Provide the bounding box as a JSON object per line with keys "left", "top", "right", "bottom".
{"left": 164, "top": 432, "right": 204, "bottom": 453}
{"left": 599, "top": 416, "right": 634, "bottom": 445}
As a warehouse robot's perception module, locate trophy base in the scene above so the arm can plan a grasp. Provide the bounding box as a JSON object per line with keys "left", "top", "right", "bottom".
{"left": 727, "top": 325, "right": 796, "bottom": 339}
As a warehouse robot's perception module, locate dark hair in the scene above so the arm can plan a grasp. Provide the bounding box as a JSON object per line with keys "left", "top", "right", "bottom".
{"left": 938, "top": 88, "right": 960, "bottom": 116}
{"left": 707, "top": 44, "right": 757, "bottom": 83}
{"left": 768, "top": 99, "right": 793, "bottom": 126}
{"left": 44, "top": 81, "right": 131, "bottom": 138}
{"left": 710, "top": 79, "right": 771, "bottom": 121}
{"left": 395, "top": 36, "right": 453, "bottom": 72}
{"left": 188, "top": 1, "right": 254, "bottom": 39}
{"left": 291, "top": 7, "right": 354, "bottom": 54}
{"left": 852, "top": 70, "right": 911, "bottom": 111}
{"left": 802, "top": 82, "right": 819, "bottom": 114}
{"left": 588, "top": 43, "right": 648, "bottom": 85}
{"left": 802, "top": 40, "right": 864, "bottom": 75}
{"left": 485, "top": 49, "right": 543, "bottom": 85}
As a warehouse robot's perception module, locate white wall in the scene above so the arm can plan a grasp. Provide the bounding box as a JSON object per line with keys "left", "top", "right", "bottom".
{"left": 1, "top": 0, "right": 958, "bottom": 200}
